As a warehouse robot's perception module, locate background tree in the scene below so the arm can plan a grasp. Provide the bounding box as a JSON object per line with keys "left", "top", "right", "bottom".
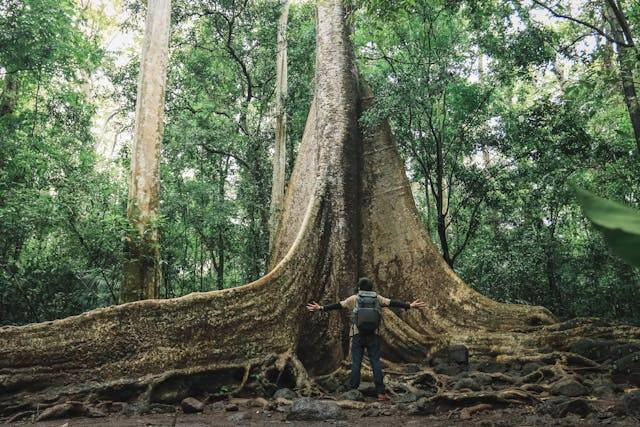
{"left": 121, "top": 0, "right": 172, "bottom": 303}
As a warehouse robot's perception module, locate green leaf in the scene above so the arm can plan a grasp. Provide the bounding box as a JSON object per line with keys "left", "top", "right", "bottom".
{"left": 576, "top": 188, "right": 640, "bottom": 268}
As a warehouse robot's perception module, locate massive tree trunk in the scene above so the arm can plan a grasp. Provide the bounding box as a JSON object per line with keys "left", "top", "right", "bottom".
{"left": 269, "top": 0, "right": 290, "bottom": 255}
{"left": 121, "top": 0, "right": 171, "bottom": 303}
{"left": 2, "top": 0, "right": 639, "bottom": 416}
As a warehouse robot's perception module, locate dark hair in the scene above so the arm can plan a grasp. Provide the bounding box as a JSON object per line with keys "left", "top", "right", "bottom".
{"left": 358, "top": 277, "right": 374, "bottom": 291}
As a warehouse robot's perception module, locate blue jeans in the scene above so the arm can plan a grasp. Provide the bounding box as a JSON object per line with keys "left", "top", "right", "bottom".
{"left": 349, "top": 334, "right": 385, "bottom": 394}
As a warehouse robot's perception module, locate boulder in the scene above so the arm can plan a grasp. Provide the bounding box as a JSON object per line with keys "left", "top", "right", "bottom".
{"left": 476, "top": 360, "right": 509, "bottom": 373}
{"left": 339, "top": 389, "right": 364, "bottom": 401}
{"left": 180, "top": 397, "right": 204, "bottom": 414}
{"left": 286, "top": 397, "right": 345, "bottom": 421}
{"left": 392, "top": 393, "right": 418, "bottom": 403}
{"left": 612, "top": 352, "right": 640, "bottom": 386}
{"left": 470, "top": 372, "right": 492, "bottom": 386}
{"left": 358, "top": 381, "right": 378, "bottom": 397}
{"left": 407, "top": 397, "right": 436, "bottom": 416}
{"left": 224, "top": 403, "right": 239, "bottom": 412}
{"left": 434, "top": 363, "right": 462, "bottom": 376}
{"left": 550, "top": 378, "right": 587, "bottom": 397}
{"left": 273, "top": 387, "right": 298, "bottom": 400}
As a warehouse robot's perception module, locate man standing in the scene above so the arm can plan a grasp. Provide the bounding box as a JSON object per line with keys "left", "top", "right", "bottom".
{"left": 307, "top": 277, "right": 426, "bottom": 401}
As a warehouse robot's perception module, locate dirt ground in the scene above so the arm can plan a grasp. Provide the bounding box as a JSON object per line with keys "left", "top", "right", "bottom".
{"left": 13, "top": 405, "right": 639, "bottom": 427}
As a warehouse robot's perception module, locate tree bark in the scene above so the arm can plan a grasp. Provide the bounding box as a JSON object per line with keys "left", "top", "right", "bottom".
{"left": 4, "top": 0, "right": 639, "bottom": 416}
{"left": 269, "top": 0, "right": 290, "bottom": 256}
{"left": 121, "top": 0, "right": 171, "bottom": 302}
{"left": 0, "top": 74, "right": 17, "bottom": 116}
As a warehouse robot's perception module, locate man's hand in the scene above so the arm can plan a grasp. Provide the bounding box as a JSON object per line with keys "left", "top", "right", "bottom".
{"left": 409, "top": 299, "right": 427, "bottom": 309}
{"left": 306, "top": 301, "right": 323, "bottom": 312}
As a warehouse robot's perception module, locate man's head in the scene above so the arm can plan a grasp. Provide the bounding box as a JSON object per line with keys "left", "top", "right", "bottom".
{"left": 358, "top": 277, "right": 374, "bottom": 291}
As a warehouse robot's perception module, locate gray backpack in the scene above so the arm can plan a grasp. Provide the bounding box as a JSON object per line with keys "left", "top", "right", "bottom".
{"left": 353, "top": 291, "right": 381, "bottom": 334}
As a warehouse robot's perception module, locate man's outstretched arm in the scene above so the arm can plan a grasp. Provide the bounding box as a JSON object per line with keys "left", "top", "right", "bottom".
{"left": 384, "top": 298, "right": 427, "bottom": 310}
{"left": 306, "top": 301, "right": 342, "bottom": 311}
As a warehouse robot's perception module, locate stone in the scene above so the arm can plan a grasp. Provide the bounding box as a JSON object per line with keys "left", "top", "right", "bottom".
{"left": 569, "top": 338, "right": 614, "bottom": 363}
{"left": 392, "top": 393, "right": 418, "bottom": 403}
{"left": 615, "top": 391, "right": 640, "bottom": 416}
{"left": 247, "top": 397, "right": 270, "bottom": 408}
{"left": 476, "top": 361, "right": 509, "bottom": 373}
{"left": 407, "top": 397, "right": 436, "bottom": 416}
{"left": 273, "top": 387, "right": 298, "bottom": 400}
{"left": 227, "top": 412, "right": 249, "bottom": 423}
{"left": 358, "top": 382, "right": 378, "bottom": 397}
{"left": 286, "top": 397, "right": 345, "bottom": 421}
{"left": 522, "top": 362, "right": 543, "bottom": 376}
{"left": 551, "top": 398, "right": 594, "bottom": 418}
{"left": 208, "top": 401, "right": 225, "bottom": 411}
{"left": 612, "top": 352, "right": 640, "bottom": 385}
{"left": 180, "top": 397, "right": 204, "bottom": 414}
{"left": 550, "top": 378, "right": 587, "bottom": 397}
{"left": 470, "top": 372, "right": 493, "bottom": 386}
{"left": 592, "top": 385, "right": 616, "bottom": 399}
{"left": 434, "top": 363, "right": 462, "bottom": 376}
{"left": 224, "top": 403, "right": 239, "bottom": 412}
{"left": 454, "top": 378, "right": 481, "bottom": 391}
{"left": 339, "top": 389, "right": 364, "bottom": 401}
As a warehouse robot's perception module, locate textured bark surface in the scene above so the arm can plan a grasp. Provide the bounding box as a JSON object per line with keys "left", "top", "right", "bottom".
{"left": 2, "top": 0, "right": 640, "bottom": 418}
{"left": 121, "top": 0, "right": 172, "bottom": 302}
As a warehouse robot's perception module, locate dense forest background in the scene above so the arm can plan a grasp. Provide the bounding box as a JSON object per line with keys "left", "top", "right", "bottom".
{"left": 1, "top": 0, "right": 639, "bottom": 326}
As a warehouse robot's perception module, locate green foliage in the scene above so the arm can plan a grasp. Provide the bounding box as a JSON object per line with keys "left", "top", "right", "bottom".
{"left": 576, "top": 189, "right": 640, "bottom": 268}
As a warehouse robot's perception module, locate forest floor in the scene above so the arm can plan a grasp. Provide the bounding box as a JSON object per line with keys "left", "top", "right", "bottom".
{"left": 6, "top": 339, "right": 640, "bottom": 426}
{"left": 14, "top": 402, "right": 640, "bottom": 426}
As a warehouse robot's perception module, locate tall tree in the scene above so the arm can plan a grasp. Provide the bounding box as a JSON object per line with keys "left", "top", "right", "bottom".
{"left": 269, "top": 0, "right": 290, "bottom": 255}
{"left": 121, "top": 0, "right": 172, "bottom": 302}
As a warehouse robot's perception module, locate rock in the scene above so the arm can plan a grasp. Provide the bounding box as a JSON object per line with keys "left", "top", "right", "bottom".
{"left": 454, "top": 378, "right": 481, "bottom": 391}
{"left": 470, "top": 372, "right": 492, "bottom": 386}
{"left": 609, "top": 343, "right": 640, "bottom": 361}
{"left": 434, "top": 344, "right": 469, "bottom": 364}
{"left": 551, "top": 398, "right": 594, "bottom": 418}
{"left": 407, "top": 397, "right": 436, "bottom": 416}
{"left": 224, "top": 403, "right": 239, "bottom": 412}
{"left": 227, "top": 412, "right": 249, "bottom": 423}
{"left": 247, "top": 397, "right": 270, "bottom": 408}
{"left": 392, "top": 393, "right": 418, "bottom": 403}
{"left": 273, "top": 387, "right": 298, "bottom": 400}
{"left": 612, "top": 352, "right": 640, "bottom": 385}
{"left": 550, "top": 378, "right": 587, "bottom": 397}
{"left": 208, "top": 401, "right": 225, "bottom": 411}
{"left": 569, "top": 338, "right": 614, "bottom": 363}
{"left": 522, "top": 362, "right": 543, "bottom": 376}
{"left": 615, "top": 391, "right": 640, "bottom": 416}
{"left": 180, "top": 397, "right": 204, "bottom": 413}
{"left": 286, "top": 397, "right": 345, "bottom": 421}
{"left": 339, "top": 389, "right": 364, "bottom": 401}
{"left": 476, "top": 360, "right": 509, "bottom": 373}
{"left": 316, "top": 376, "right": 342, "bottom": 393}
{"left": 592, "top": 385, "right": 616, "bottom": 399}
{"left": 361, "top": 408, "right": 382, "bottom": 417}
{"left": 358, "top": 382, "right": 378, "bottom": 397}
{"left": 434, "top": 363, "right": 462, "bottom": 376}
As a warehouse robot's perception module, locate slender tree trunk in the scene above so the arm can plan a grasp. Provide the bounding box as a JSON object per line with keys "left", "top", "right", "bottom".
{"left": 0, "top": 75, "right": 17, "bottom": 117}
{"left": 269, "top": 0, "right": 290, "bottom": 256}
{"left": 435, "top": 134, "right": 452, "bottom": 267}
{"left": 121, "top": 0, "right": 171, "bottom": 303}
{"left": 605, "top": 2, "right": 640, "bottom": 152}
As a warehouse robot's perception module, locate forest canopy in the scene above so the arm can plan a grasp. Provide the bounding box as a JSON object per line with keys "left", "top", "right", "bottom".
{"left": 1, "top": 0, "right": 639, "bottom": 327}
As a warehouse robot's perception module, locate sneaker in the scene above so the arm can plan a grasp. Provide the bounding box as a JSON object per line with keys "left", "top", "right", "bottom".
{"left": 377, "top": 393, "right": 390, "bottom": 402}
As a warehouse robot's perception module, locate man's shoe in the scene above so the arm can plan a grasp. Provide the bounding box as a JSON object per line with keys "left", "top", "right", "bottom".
{"left": 377, "top": 393, "right": 390, "bottom": 402}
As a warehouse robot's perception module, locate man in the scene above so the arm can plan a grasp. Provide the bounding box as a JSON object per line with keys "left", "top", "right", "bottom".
{"left": 307, "top": 277, "right": 426, "bottom": 401}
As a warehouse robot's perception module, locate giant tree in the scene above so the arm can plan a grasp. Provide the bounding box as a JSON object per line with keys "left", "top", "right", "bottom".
{"left": 1, "top": 0, "right": 638, "bottom": 416}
